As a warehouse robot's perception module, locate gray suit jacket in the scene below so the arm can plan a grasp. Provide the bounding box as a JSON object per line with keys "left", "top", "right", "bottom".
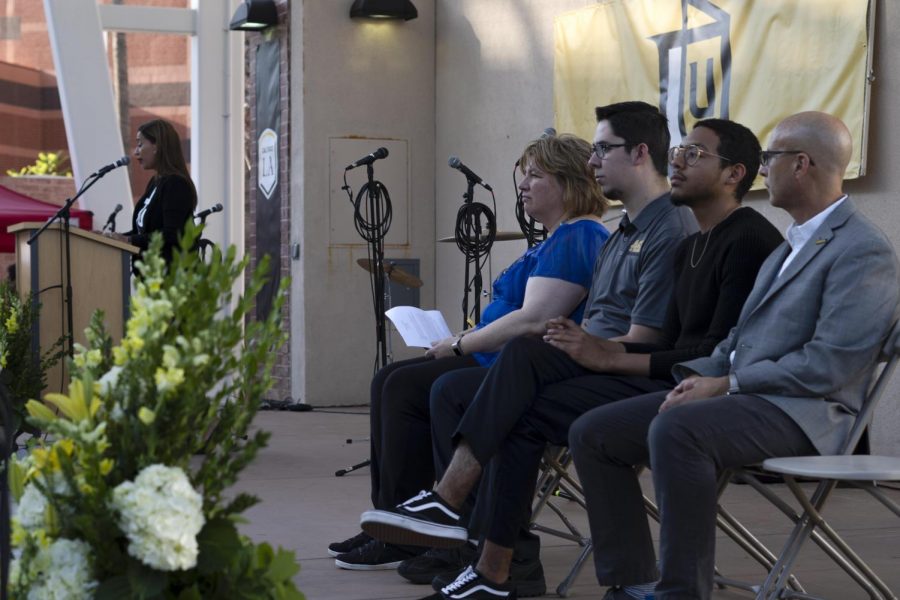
{"left": 674, "top": 199, "right": 899, "bottom": 455}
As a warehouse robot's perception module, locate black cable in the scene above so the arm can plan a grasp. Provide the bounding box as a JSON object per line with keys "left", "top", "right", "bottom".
{"left": 454, "top": 192, "right": 496, "bottom": 325}
{"left": 342, "top": 170, "right": 392, "bottom": 374}
{"left": 511, "top": 163, "right": 547, "bottom": 248}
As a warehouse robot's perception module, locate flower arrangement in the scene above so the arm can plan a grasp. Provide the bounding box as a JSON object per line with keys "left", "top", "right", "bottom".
{"left": 7, "top": 229, "right": 304, "bottom": 599}
{"left": 0, "top": 280, "right": 62, "bottom": 443}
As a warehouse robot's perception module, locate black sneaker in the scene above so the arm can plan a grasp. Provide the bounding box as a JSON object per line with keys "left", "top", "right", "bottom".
{"left": 420, "top": 566, "right": 517, "bottom": 599}
{"left": 327, "top": 531, "right": 372, "bottom": 557}
{"left": 361, "top": 490, "right": 468, "bottom": 548}
{"left": 601, "top": 587, "right": 637, "bottom": 600}
{"left": 334, "top": 538, "right": 422, "bottom": 571}
{"left": 432, "top": 557, "right": 546, "bottom": 597}
{"left": 398, "top": 544, "right": 478, "bottom": 584}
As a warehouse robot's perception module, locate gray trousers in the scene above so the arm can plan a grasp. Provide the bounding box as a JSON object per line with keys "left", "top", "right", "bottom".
{"left": 569, "top": 391, "right": 816, "bottom": 600}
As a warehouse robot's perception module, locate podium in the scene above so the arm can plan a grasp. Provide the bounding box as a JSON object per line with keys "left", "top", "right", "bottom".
{"left": 9, "top": 222, "right": 137, "bottom": 393}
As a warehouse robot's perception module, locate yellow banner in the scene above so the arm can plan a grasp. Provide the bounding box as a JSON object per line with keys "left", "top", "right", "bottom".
{"left": 554, "top": 0, "right": 872, "bottom": 179}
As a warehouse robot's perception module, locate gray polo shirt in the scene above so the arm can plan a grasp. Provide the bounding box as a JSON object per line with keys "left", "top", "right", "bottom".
{"left": 581, "top": 193, "right": 697, "bottom": 338}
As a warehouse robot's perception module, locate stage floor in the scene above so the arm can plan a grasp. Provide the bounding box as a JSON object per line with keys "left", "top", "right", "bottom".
{"left": 235, "top": 409, "right": 900, "bottom": 600}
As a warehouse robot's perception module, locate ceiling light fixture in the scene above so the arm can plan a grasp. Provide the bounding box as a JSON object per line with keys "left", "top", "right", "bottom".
{"left": 349, "top": 0, "right": 418, "bottom": 21}
{"left": 229, "top": 0, "right": 279, "bottom": 31}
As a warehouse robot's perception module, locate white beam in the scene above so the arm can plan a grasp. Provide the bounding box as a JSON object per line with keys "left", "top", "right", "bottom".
{"left": 43, "top": 0, "right": 131, "bottom": 220}
{"left": 191, "top": 0, "right": 244, "bottom": 257}
{"left": 98, "top": 4, "right": 195, "bottom": 35}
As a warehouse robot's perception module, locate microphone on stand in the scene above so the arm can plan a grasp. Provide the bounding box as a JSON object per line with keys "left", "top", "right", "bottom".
{"left": 195, "top": 203, "right": 224, "bottom": 221}
{"left": 91, "top": 156, "right": 130, "bottom": 178}
{"left": 102, "top": 203, "right": 123, "bottom": 233}
{"left": 448, "top": 156, "right": 493, "bottom": 191}
{"left": 515, "top": 127, "right": 557, "bottom": 167}
{"left": 346, "top": 147, "right": 389, "bottom": 170}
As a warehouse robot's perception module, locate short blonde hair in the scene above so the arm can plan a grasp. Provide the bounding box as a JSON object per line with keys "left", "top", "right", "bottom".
{"left": 518, "top": 133, "right": 607, "bottom": 218}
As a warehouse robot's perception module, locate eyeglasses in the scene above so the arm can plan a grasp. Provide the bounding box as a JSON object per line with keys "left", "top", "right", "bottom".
{"left": 759, "top": 150, "right": 816, "bottom": 167}
{"left": 591, "top": 142, "right": 628, "bottom": 159}
{"left": 668, "top": 144, "right": 733, "bottom": 167}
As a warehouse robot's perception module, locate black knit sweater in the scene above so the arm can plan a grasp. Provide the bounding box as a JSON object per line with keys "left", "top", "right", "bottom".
{"left": 623, "top": 206, "right": 784, "bottom": 381}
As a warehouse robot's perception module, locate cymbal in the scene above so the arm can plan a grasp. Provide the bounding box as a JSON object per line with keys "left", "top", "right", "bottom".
{"left": 356, "top": 258, "right": 424, "bottom": 288}
{"left": 438, "top": 231, "right": 527, "bottom": 243}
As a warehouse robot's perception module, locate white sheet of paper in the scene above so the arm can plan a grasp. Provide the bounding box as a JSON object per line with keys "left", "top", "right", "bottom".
{"left": 385, "top": 306, "right": 453, "bottom": 348}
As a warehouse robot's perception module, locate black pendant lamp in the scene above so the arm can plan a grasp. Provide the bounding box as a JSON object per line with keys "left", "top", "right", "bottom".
{"left": 229, "top": 0, "right": 279, "bottom": 31}
{"left": 350, "top": 0, "right": 418, "bottom": 21}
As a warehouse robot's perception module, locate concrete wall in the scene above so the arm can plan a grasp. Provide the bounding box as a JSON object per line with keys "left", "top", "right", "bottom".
{"left": 288, "top": 0, "right": 899, "bottom": 453}
{"left": 433, "top": 0, "right": 900, "bottom": 454}
{"left": 292, "top": 0, "right": 436, "bottom": 404}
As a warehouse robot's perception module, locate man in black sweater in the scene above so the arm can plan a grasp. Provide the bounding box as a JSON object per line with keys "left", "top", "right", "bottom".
{"left": 362, "top": 118, "right": 783, "bottom": 600}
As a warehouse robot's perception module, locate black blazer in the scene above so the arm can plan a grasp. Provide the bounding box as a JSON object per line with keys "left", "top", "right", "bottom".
{"left": 130, "top": 174, "right": 195, "bottom": 268}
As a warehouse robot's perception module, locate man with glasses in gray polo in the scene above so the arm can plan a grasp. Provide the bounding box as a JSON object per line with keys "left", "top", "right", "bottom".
{"left": 362, "top": 106, "right": 784, "bottom": 600}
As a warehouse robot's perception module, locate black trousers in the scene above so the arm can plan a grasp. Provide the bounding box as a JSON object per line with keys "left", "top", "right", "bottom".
{"left": 569, "top": 392, "right": 815, "bottom": 600}
{"left": 431, "top": 336, "right": 670, "bottom": 549}
{"left": 369, "top": 355, "right": 479, "bottom": 510}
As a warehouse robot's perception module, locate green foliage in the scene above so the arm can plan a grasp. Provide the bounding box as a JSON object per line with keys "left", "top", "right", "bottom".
{"left": 9, "top": 227, "right": 303, "bottom": 598}
{"left": 5, "top": 150, "right": 73, "bottom": 177}
{"left": 0, "top": 281, "right": 63, "bottom": 442}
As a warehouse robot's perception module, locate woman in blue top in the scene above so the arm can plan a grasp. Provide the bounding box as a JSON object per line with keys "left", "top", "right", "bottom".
{"left": 330, "top": 134, "right": 610, "bottom": 569}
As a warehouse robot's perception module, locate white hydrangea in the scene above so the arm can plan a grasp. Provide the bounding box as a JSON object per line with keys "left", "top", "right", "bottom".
{"left": 15, "top": 483, "right": 48, "bottom": 531}
{"left": 25, "top": 538, "right": 97, "bottom": 599}
{"left": 111, "top": 464, "right": 205, "bottom": 571}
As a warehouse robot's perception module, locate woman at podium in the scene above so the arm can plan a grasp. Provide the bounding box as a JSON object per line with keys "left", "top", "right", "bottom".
{"left": 128, "top": 119, "right": 197, "bottom": 275}
{"left": 330, "top": 134, "right": 612, "bottom": 569}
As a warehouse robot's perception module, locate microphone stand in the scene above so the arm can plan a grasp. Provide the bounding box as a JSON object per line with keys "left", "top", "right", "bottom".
{"left": 365, "top": 162, "right": 389, "bottom": 370}
{"left": 195, "top": 210, "right": 217, "bottom": 262}
{"left": 335, "top": 161, "right": 392, "bottom": 477}
{"left": 28, "top": 171, "right": 105, "bottom": 359}
{"left": 454, "top": 176, "right": 495, "bottom": 329}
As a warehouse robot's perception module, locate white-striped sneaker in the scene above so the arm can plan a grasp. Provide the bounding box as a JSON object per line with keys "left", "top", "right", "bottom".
{"left": 361, "top": 490, "right": 468, "bottom": 549}
{"left": 427, "top": 565, "right": 517, "bottom": 599}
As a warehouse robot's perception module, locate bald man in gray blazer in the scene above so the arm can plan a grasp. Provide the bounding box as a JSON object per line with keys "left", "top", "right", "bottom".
{"left": 569, "top": 112, "right": 900, "bottom": 600}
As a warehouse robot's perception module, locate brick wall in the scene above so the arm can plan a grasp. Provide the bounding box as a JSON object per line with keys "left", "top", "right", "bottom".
{"left": 0, "top": 175, "right": 76, "bottom": 207}
{"left": 244, "top": 1, "right": 292, "bottom": 402}
{"left": 0, "top": 0, "right": 192, "bottom": 202}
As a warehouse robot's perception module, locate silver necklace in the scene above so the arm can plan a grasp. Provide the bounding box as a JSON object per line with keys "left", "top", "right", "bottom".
{"left": 690, "top": 229, "right": 713, "bottom": 268}
{"left": 689, "top": 205, "right": 744, "bottom": 268}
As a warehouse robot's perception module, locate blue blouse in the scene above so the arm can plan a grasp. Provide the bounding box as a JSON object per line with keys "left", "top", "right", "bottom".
{"left": 472, "top": 219, "right": 610, "bottom": 366}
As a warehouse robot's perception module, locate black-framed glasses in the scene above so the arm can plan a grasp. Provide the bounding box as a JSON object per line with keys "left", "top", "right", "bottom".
{"left": 759, "top": 150, "right": 816, "bottom": 167}
{"left": 591, "top": 142, "right": 628, "bottom": 159}
{"left": 668, "top": 144, "right": 733, "bottom": 167}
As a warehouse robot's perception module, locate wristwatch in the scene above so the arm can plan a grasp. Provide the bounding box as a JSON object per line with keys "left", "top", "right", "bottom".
{"left": 726, "top": 373, "right": 740, "bottom": 395}
{"left": 451, "top": 336, "right": 464, "bottom": 356}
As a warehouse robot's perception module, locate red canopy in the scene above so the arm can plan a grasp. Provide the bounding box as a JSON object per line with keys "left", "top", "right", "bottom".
{"left": 0, "top": 183, "right": 93, "bottom": 253}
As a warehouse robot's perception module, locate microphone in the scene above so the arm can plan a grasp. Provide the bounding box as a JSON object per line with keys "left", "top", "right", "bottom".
{"left": 346, "top": 147, "right": 389, "bottom": 170}
{"left": 195, "top": 203, "right": 224, "bottom": 220}
{"left": 515, "top": 127, "right": 557, "bottom": 167}
{"left": 102, "top": 203, "right": 123, "bottom": 233}
{"left": 92, "top": 156, "right": 130, "bottom": 177}
{"left": 448, "top": 156, "right": 493, "bottom": 191}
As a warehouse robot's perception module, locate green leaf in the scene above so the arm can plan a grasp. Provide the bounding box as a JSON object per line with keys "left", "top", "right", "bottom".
{"left": 176, "top": 585, "right": 203, "bottom": 600}
{"left": 266, "top": 547, "right": 300, "bottom": 583}
{"left": 197, "top": 517, "right": 243, "bottom": 574}
{"left": 126, "top": 558, "right": 167, "bottom": 598}
{"left": 95, "top": 575, "right": 132, "bottom": 600}
{"left": 275, "top": 582, "right": 306, "bottom": 600}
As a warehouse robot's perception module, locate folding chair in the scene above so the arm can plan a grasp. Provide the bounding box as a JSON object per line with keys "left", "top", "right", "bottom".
{"left": 530, "top": 446, "right": 593, "bottom": 597}
{"left": 714, "top": 321, "right": 900, "bottom": 599}
{"left": 530, "top": 448, "right": 660, "bottom": 597}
